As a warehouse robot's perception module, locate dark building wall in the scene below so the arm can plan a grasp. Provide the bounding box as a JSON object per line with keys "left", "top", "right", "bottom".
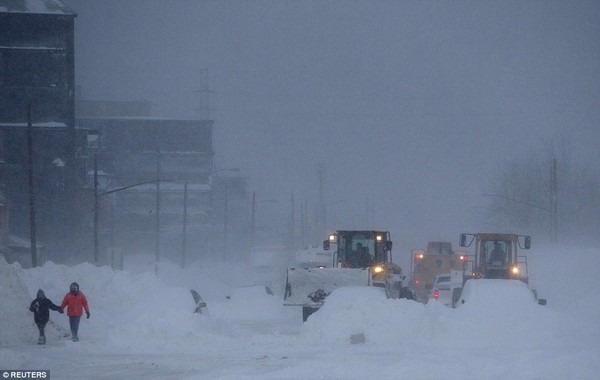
{"left": 79, "top": 117, "right": 214, "bottom": 183}
{"left": 75, "top": 99, "right": 153, "bottom": 118}
{"left": 0, "top": 5, "right": 83, "bottom": 264}
{"left": 81, "top": 118, "right": 214, "bottom": 153}
{"left": 0, "top": 12, "right": 75, "bottom": 127}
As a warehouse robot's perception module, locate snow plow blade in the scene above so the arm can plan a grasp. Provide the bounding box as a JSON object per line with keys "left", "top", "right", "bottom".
{"left": 283, "top": 267, "right": 371, "bottom": 307}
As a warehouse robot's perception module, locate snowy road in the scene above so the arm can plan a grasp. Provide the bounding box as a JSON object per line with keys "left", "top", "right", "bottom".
{"left": 2, "top": 247, "right": 600, "bottom": 379}
{"left": 8, "top": 326, "right": 599, "bottom": 380}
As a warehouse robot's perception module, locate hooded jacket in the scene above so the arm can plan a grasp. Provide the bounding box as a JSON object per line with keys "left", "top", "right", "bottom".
{"left": 60, "top": 288, "right": 89, "bottom": 317}
{"left": 29, "top": 289, "right": 62, "bottom": 324}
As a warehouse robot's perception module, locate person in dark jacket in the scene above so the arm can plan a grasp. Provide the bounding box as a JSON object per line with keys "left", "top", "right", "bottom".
{"left": 60, "top": 282, "right": 90, "bottom": 342}
{"left": 29, "top": 289, "right": 63, "bottom": 344}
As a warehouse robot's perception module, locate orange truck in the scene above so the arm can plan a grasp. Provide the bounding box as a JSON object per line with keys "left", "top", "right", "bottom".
{"left": 409, "top": 241, "right": 469, "bottom": 304}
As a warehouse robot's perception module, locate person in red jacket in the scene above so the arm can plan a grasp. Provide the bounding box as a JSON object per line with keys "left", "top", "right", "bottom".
{"left": 60, "top": 282, "right": 90, "bottom": 342}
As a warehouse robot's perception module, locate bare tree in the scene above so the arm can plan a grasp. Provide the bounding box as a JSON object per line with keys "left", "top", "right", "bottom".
{"left": 483, "top": 137, "right": 600, "bottom": 244}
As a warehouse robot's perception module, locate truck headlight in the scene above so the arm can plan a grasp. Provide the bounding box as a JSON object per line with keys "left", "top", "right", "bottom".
{"left": 373, "top": 265, "right": 384, "bottom": 274}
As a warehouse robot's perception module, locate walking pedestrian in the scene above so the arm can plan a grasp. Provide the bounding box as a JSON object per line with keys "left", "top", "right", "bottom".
{"left": 29, "top": 289, "right": 63, "bottom": 344}
{"left": 60, "top": 282, "right": 90, "bottom": 342}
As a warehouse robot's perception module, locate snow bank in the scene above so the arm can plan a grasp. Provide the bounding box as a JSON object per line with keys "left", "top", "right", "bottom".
{"left": 0, "top": 256, "right": 245, "bottom": 357}
{"left": 300, "top": 279, "right": 565, "bottom": 353}
{"left": 301, "top": 286, "right": 438, "bottom": 346}
{"left": 446, "top": 279, "right": 562, "bottom": 349}
{"left": 0, "top": 257, "right": 64, "bottom": 346}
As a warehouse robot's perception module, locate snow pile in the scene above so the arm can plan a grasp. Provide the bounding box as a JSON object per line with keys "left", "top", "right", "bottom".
{"left": 302, "top": 286, "right": 437, "bottom": 346}
{"left": 446, "top": 279, "right": 561, "bottom": 349}
{"left": 1, "top": 256, "right": 228, "bottom": 354}
{"left": 0, "top": 256, "right": 55, "bottom": 346}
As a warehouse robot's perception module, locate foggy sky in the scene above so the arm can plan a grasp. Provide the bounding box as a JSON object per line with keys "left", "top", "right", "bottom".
{"left": 66, "top": 0, "right": 600, "bottom": 255}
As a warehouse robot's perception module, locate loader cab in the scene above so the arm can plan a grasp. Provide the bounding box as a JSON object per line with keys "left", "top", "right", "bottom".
{"left": 480, "top": 239, "right": 512, "bottom": 278}
{"left": 460, "top": 233, "right": 529, "bottom": 280}
{"left": 484, "top": 240, "right": 510, "bottom": 265}
{"left": 324, "top": 230, "right": 392, "bottom": 268}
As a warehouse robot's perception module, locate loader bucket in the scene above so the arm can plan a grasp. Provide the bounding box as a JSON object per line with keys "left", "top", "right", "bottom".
{"left": 283, "top": 267, "right": 371, "bottom": 308}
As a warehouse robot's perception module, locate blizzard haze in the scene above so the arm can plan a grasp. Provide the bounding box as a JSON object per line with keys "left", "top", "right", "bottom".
{"left": 2, "top": 2, "right": 598, "bottom": 378}
{"left": 66, "top": 0, "right": 600, "bottom": 253}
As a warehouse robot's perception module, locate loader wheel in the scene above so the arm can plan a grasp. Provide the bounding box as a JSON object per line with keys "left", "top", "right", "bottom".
{"left": 303, "top": 306, "right": 319, "bottom": 322}
{"left": 399, "top": 287, "right": 415, "bottom": 301}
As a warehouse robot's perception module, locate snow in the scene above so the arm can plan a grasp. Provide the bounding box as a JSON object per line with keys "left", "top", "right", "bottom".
{"left": 1, "top": 244, "right": 599, "bottom": 379}
{"left": 0, "top": 122, "right": 67, "bottom": 128}
{"left": 0, "top": 0, "right": 74, "bottom": 15}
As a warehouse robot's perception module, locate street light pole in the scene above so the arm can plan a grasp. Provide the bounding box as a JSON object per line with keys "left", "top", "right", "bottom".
{"left": 182, "top": 182, "right": 188, "bottom": 268}
{"left": 223, "top": 182, "right": 228, "bottom": 259}
{"left": 92, "top": 162, "right": 172, "bottom": 269}
{"left": 93, "top": 154, "right": 99, "bottom": 264}
{"left": 213, "top": 168, "right": 239, "bottom": 260}
{"left": 155, "top": 149, "right": 161, "bottom": 275}
{"left": 550, "top": 158, "right": 558, "bottom": 243}
{"left": 27, "top": 104, "right": 38, "bottom": 267}
{"left": 250, "top": 191, "right": 256, "bottom": 249}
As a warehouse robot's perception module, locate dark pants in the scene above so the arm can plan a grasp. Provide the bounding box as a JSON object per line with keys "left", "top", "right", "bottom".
{"left": 69, "top": 316, "right": 81, "bottom": 337}
{"left": 36, "top": 321, "right": 47, "bottom": 337}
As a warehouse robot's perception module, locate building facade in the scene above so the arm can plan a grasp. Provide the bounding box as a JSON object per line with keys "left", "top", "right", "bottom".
{"left": 0, "top": 1, "right": 88, "bottom": 265}
{"left": 78, "top": 110, "right": 249, "bottom": 266}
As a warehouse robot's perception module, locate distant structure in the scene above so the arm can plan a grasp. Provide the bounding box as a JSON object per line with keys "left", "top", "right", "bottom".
{"left": 76, "top": 94, "right": 249, "bottom": 265}
{"left": 0, "top": 0, "right": 249, "bottom": 266}
{"left": 0, "top": 0, "right": 88, "bottom": 265}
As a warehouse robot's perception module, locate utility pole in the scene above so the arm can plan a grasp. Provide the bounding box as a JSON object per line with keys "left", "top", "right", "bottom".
{"left": 250, "top": 191, "right": 256, "bottom": 250}
{"left": 290, "top": 193, "right": 295, "bottom": 250}
{"left": 109, "top": 193, "right": 115, "bottom": 269}
{"left": 182, "top": 182, "right": 188, "bottom": 268}
{"left": 318, "top": 164, "right": 326, "bottom": 237}
{"left": 94, "top": 178, "right": 171, "bottom": 271}
{"left": 551, "top": 158, "right": 558, "bottom": 243}
{"left": 27, "top": 104, "right": 38, "bottom": 267}
{"left": 301, "top": 199, "right": 306, "bottom": 248}
{"left": 93, "top": 154, "right": 99, "bottom": 264}
{"left": 155, "top": 148, "right": 161, "bottom": 275}
{"left": 223, "top": 182, "right": 228, "bottom": 260}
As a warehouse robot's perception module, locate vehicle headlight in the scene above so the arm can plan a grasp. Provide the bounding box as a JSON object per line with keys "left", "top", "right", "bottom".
{"left": 373, "top": 266, "right": 384, "bottom": 274}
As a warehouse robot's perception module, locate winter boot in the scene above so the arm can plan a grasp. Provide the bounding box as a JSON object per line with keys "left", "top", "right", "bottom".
{"left": 71, "top": 335, "right": 79, "bottom": 342}
{"left": 38, "top": 336, "right": 46, "bottom": 345}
